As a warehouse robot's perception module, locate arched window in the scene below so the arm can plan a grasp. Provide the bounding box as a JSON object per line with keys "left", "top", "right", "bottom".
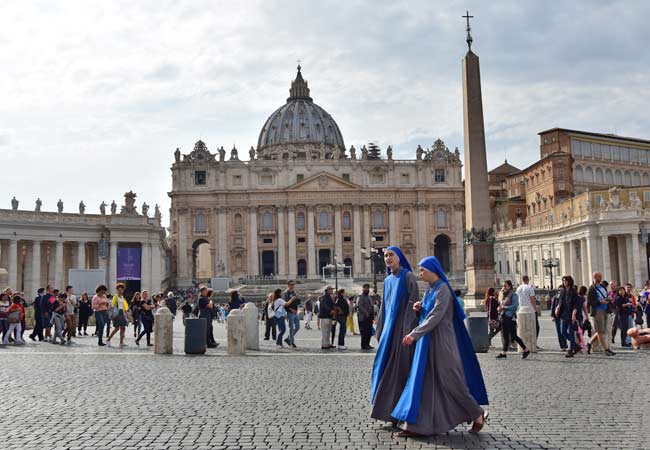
{"left": 615, "top": 170, "right": 623, "bottom": 185}
{"left": 296, "top": 212, "right": 305, "bottom": 230}
{"left": 624, "top": 171, "right": 632, "bottom": 186}
{"left": 319, "top": 211, "right": 330, "bottom": 228}
{"left": 643, "top": 173, "right": 650, "bottom": 186}
{"left": 584, "top": 166, "right": 594, "bottom": 183}
{"left": 262, "top": 211, "right": 273, "bottom": 230}
{"left": 595, "top": 167, "right": 604, "bottom": 184}
{"left": 195, "top": 213, "right": 206, "bottom": 233}
{"left": 574, "top": 165, "right": 583, "bottom": 182}
{"left": 633, "top": 172, "right": 641, "bottom": 186}
{"left": 402, "top": 210, "right": 411, "bottom": 228}
{"left": 234, "top": 213, "right": 243, "bottom": 232}
{"left": 373, "top": 210, "right": 385, "bottom": 228}
{"left": 437, "top": 209, "right": 446, "bottom": 228}
{"left": 342, "top": 212, "right": 351, "bottom": 230}
{"left": 605, "top": 169, "right": 613, "bottom": 185}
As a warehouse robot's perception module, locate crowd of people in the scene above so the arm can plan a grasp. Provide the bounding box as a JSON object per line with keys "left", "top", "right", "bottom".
{"left": 484, "top": 272, "right": 650, "bottom": 358}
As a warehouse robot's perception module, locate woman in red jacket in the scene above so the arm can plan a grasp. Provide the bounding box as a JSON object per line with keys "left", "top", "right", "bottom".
{"left": 3, "top": 295, "right": 26, "bottom": 345}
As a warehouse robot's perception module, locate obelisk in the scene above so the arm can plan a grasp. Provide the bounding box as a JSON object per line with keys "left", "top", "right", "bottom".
{"left": 461, "top": 11, "right": 495, "bottom": 308}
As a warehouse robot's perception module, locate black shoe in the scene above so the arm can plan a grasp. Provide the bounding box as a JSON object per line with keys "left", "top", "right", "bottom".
{"left": 362, "top": 345, "right": 375, "bottom": 350}
{"left": 147, "top": 343, "right": 153, "bottom": 347}
{"left": 29, "top": 335, "right": 36, "bottom": 341}
{"left": 496, "top": 353, "right": 507, "bottom": 359}
{"left": 291, "top": 343, "right": 297, "bottom": 348}
{"left": 135, "top": 339, "right": 140, "bottom": 346}
{"left": 587, "top": 343, "right": 592, "bottom": 354}
{"left": 98, "top": 342, "right": 106, "bottom": 346}
{"left": 263, "top": 338, "right": 270, "bottom": 340}
{"left": 565, "top": 351, "right": 574, "bottom": 358}
{"left": 522, "top": 350, "right": 530, "bottom": 359}
{"left": 605, "top": 349, "right": 616, "bottom": 355}
{"left": 284, "top": 338, "right": 290, "bottom": 345}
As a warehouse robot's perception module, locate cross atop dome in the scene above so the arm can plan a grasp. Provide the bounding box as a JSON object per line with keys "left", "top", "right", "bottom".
{"left": 288, "top": 64, "right": 312, "bottom": 102}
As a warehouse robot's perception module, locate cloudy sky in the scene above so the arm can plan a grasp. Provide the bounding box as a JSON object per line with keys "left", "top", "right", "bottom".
{"left": 1, "top": 0, "right": 649, "bottom": 221}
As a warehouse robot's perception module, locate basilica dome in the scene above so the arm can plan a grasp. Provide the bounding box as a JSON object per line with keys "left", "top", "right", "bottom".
{"left": 257, "top": 66, "right": 345, "bottom": 154}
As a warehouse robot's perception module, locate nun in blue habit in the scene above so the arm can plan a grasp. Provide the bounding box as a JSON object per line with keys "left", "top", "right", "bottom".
{"left": 370, "top": 246, "right": 420, "bottom": 425}
{"left": 391, "top": 256, "right": 489, "bottom": 437}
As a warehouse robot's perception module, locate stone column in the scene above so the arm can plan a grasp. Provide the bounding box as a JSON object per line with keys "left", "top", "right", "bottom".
{"left": 630, "top": 233, "right": 643, "bottom": 287}
{"left": 453, "top": 206, "right": 464, "bottom": 275}
{"left": 352, "top": 205, "right": 362, "bottom": 277}
{"left": 176, "top": 211, "right": 191, "bottom": 284}
{"left": 248, "top": 207, "right": 259, "bottom": 276}
{"left": 334, "top": 206, "right": 343, "bottom": 261}
{"left": 141, "top": 243, "right": 152, "bottom": 293}
{"left": 568, "top": 240, "right": 577, "bottom": 285}
{"left": 31, "top": 240, "right": 41, "bottom": 296}
{"left": 277, "top": 206, "right": 286, "bottom": 277}
{"left": 616, "top": 236, "right": 628, "bottom": 284}
{"left": 75, "top": 241, "right": 85, "bottom": 269}
{"left": 217, "top": 207, "right": 228, "bottom": 275}
{"left": 363, "top": 205, "right": 371, "bottom": 274}
{"left": 109, "top": 240, "right": 117, "bottom": 289}
{"left": 54, "top": 240, "right": 64, "bottom": 290}
{"left": 388, "top": 205, "right": 398, "bottom": 246}
{"left": 307, "top": 206, "right": 316, "bottom": 278}
{"left": 625, "top": 235, "right": 634, "bottom": 286}
{"left": 150, "top": 244, "right": 162, "bottom": 293}
{"left": 287, "top": 206, "right": 297, "bottom": 278}
{"left": 7, "top": 239, "right": 18, "bottom": 290}
{"left": 416, "top": 204, "right": 428, "bottom": 263}
{"left": 601, "top": 235, "right": 611, "bottom": 282}
{"left": 578, "top": 238, "right": 587, "bottom": 287}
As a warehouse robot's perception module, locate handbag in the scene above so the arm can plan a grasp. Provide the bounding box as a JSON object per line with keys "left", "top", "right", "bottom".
{"left": 7, "top": 310, "right": 20, "bottom": 324}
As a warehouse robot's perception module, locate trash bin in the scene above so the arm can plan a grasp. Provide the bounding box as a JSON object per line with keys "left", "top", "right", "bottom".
{"left": 184, "top": 317, "right": 207, "bottom": 354}
{"left": 465, "top": 315, "right": 489, "bottom": 353}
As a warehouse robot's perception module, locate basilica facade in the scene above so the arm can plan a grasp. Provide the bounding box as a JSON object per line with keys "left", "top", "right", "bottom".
{"left": 169, "top": 67, "right": 465, "bottom": 286}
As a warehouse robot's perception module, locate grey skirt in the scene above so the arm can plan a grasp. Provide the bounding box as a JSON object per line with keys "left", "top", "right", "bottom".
{"left": 113, "top": 311, "right": 128, "bottom": 327}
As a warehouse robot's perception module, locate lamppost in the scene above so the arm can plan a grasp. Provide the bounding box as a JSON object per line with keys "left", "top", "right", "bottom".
{"left": 324, "top": 252, "right": 345, "bottom": 291}
{"left": 542, "top": 257, "right": 560, "bottom": 290}
{"left": 361, "top": 237, "right": 382, "bottom": 295}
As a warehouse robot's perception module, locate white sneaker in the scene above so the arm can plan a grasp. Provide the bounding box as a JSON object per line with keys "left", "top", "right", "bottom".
{"left": 338, "top": 345, "right": 346, "bottom": 350}
{"left": 107, "top": 340, "right": 112, "bottom": 347}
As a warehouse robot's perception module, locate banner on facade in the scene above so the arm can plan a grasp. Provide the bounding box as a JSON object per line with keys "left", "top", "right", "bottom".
{"left": 117, "top": 246, "right": 142, "bottom": 280}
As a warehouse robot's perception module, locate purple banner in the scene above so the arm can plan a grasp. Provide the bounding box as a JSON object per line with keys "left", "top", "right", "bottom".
{"left": 117, "top": 247, "right": 142, "bottom": 281}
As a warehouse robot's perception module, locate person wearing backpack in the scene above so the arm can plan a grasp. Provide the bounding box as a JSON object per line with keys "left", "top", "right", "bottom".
{"left": 3, "top": 295, "right": 26, "bottom": 345}
{"left": 496, "top": 280, "right": 530, "bottom": 359}
{"left": 555, "top": 276, "right": 580, "bottom": 358}
{"left": 106, "top": 283, "right": 129, "bottom": 347}
{"left": 586, "top": 272, "right": 615, "bottom": 355}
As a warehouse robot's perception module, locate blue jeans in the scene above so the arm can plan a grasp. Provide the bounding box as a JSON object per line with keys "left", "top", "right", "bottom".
{"left": 554, "top": 318, "right": 567, "bottom": 349}
{"left": 95, "top": 311, "right": 108, "bottom": 343}
{"left": 275, "top": 315, "right": 287, "bottom": 346}
{"left": 0, "top": 318, "right": 7, "bottom": 340}
{"left": 336, "top": 318, "right": 347, "bottom": 346}
{"left": 560, "top": 319, "right": 575, "bottom": 352}
{"left": 287, "top": 313, "right": 300, "bottom": 345}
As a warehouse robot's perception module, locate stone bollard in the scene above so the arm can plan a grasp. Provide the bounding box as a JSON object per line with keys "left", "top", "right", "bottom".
{"left": 227, "top": 309, "right": 246, "bottom": 355}
{"left": 465, "top": 314, "right": 489, "bottom": 353}
{"left": 517, "top": 306, "right": 538, "bottom": 353}
{"left": 243, "top": 303, "right": 259, "bottom": 350}
{"left": 154, "top": 306, "right": 174, "bottom": 355}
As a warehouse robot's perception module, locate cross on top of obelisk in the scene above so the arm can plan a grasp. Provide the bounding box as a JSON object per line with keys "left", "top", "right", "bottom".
{"left": 462, "top": 10, "right": 474, "bottom": 50}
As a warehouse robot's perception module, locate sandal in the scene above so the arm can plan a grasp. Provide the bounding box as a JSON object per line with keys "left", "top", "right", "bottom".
{"left": 469, "top": 411, "right": 489, "bottom": 434}
{"left": 396, "top": 430, "right": 422, "bottom": 438}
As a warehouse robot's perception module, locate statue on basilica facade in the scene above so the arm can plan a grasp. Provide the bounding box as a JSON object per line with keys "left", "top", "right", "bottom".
{"left": 416, "top": 145, "right": 424, "bottom": 161}
{"left": 386, "top": 145, "right": 393, "bottom": 160}
{"left": 79, "top": 201, "right": 85, "bottom": 215}
{"left": 154, "top": 204, "right": 162, "bottom": 219}
{"left": 230, "top": 146, "right": 239, "bottom": 161}
{"left": 35, "top": 198, "right": 42, "bottom": 212}
{"left": 57, "top": 199, "right": 63, "bottom": 213}
{"left": 349, "top": 145, "right": 356, "bottom": 160}
{"left": 111, "top": 200, "right": 117, "bottom": 215}
{"left": 142, "top": 202, "right": 149, "bottom": 216}
{"left": 174, "top": 147, "right": 181, "bottom": 163}
{"left": 100, "top": 201, "right": 107, "bottom": 215}
{"left": 249, "top": 146, "right": 256, "bottom": 160}
{"left": 219, "top": 146, "right": 226, "bottom": 162}
{"left": 361, "top": 145, "right": 368, "bottom": 160}
{"left": 121, "top": 191, "right": 137, "bottom": 215}
{"left": 331, "top": 146, "right": 340, "bottom": 160}
{"left": 11, "top": 196, "right": 18, "bottom": 211}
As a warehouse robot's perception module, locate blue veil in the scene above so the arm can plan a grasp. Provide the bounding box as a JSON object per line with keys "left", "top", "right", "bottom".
{"left": 370, "top": 245, "right": 412, "bottom": 402}
{"left": 391, "top": 256, "right": 488, "bottom": 423}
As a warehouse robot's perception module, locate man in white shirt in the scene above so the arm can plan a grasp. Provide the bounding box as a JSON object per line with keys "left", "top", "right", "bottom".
{"left": 516, "top": 275, "right": 540, "bottom": 345}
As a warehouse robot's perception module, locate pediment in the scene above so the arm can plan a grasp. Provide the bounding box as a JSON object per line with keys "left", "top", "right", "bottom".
{"left": 287, "top": 172, "right": 361, "bottom": 191}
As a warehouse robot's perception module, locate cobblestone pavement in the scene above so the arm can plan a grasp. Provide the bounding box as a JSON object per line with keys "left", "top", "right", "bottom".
{"left": 2, "top": 315, "right": 648, "bottom": 450}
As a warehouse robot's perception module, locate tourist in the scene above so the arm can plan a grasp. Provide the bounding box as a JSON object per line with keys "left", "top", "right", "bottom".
{"left": 63, "top": 285, "right": 77, "bottom": 343}
{"left": 573, "top": 286, "right": 590, "bottom": 352}
{"left": 198, "top": 286, "right": 218, "bottom": 348}
{"left": 29, "top": 288, "right": 46, "bottom": 341}
{"left": 357, "top": 283, "right": 374, "bottom": 350}
{"left": 615, "top": 286, "right": 634, "bottom": 347}
{"left": 165, "top": 292, "right": 177, "bottom": 318}
{"left": 273, "top": 288, "right": 287, "bottom": 348}
{"left": 642, "top": 282, "right": 650, "bottom": 327}
{"left": 609, "top": 281, "right": 619, "bottom": 343}
{"left": 304, "top": 294, "right": 314, "bottom": 330}
{"left": 496, "top": 280, "right": 530, "bottom": 359}
{"left": 346, "top": 295, "right": 357, "bottom": 335}
{"left": 318, "top": 286, "right": 335, "bottom": 350}
{"left": 315, "top": 296, "right": 321, "bottom": 330}
{"left": 0, "top": 292, "right": 9, "bottom": 342}
{"left": 262, "top": 292, "right": 276, "bottom": 341}
{"left": 3, "top": 295, "right": 26, "bottom": 345}
{"left": 334, "top": 288, "right": 350, "bottom": 350}
{"left": 51, "top": 293, "right": 67, "bottom": 345}
{"left": 229, "top": 290, "right": 244, "bottom": 310}
{"left": 92, "top": 285, "right": 110, "bottom": 346}
{"left": 283, "top": 280, "right": 300, "bottom": 348}
{"left": 625, "top": 283, "right": 637, "bottom": 344}
{"left": 181, "top": 300, "right": 193, "bottom": 325}
{"left": 371, "top": 246, "right": 419, "bottom": 428}
{"left": 484, "top": 287, "right": 500, "bottom": 345}
{"left": 136, "top": 293, "right": 155, "bottom": 347}
{"left": 587, "top": 272, "right": 615, "bottom": 355}
{"left": 392, "top": 256, "right": 488, "bottom": 437}
{"left": 107, "top": 283, "right": 129, "bottom": 347}
{"left": 131, "top": 291, "right": 142, "bottom": 337}
{"left": 43, "top": 285, "right": 55, "bottom": 342}
{"left": 516, "top": 275, "right": 537, "bottom": 343}
{"left": 555, "top": 276, "right": 579, "bottom": 357}
{"left": 550, "top": 289, "right": 567, "bottom": 351}
{"left": 77, "top": 292, "right": 92, "bottom": 336}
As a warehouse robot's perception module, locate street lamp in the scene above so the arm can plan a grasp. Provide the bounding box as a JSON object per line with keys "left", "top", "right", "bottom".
{"left": 542, "top": 257, "right": 560, "bottom": 290}
{"left": 324, "top": 252, "right": 345, "bottom": 291}
{"left": 361, "top": 237, "right": 382, "bottom": 296}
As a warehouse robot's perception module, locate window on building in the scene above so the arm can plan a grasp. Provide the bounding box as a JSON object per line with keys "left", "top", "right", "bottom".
{"left": 434, "top": 169, "right": 445, "bottom": 183}
{"left": 342, "top": 173, "right": 350, "bottom": 182}
{"left": 524, "top": 260, "right": 528, "bottom": 275}
{"left": 296, "top": 174, "right": 304, "bottom": 183}
{"left": 234, "top": 213, "right": 243, "bottom": 232}
{"left": 643, "top": 191, "right": 650, "bottom": 202}
{"left": 605, "top": 169, "right": 614, "bottom": 185}
{"left": 370, "top": 172, "right": 384, "bottom": 184}
{"left": 298, "top": 237, "right": 306, "bottom": 243}
{"left": 233, "top": 175, "right": 242, "bottom": 186}
{"left": 296, "top": 212, "right": 305, "bottom": 230}
{"left": 633, "top": 172, "right": 641, "bottom": 186}
{"left": 498, "top": 261, "right": 503, "bottom": 274}
{"left": 195, "top": 213, "right": 206, "bottom": 233}
{"left": 260, "top": 174, "right": 273, "bottom": 185}
{"left": 373, "top": 210, "right": 385, "bottom": 228}
{"left": 343, "top": 236, "right": 351, "bottom": 242}
{"left": 644, "top": 173, "right": 650, "bottom": 186}
{"left": 506, "top": 260, "right": 510, "bottom": 274}
{"left": 402, "top": 210, "right": 411, "bottom": 228}
{"left": 624, "top": 171, "right": 632, "bottom": 186}
{"left": 533, "top": 259, "right": 538, "bottom": 276}
{"left": 595, "top": 167, "right": 604, "bottom": 184}
{"left": 319, "top": 211, "right": 330, "bottom": 228}
{"left": 401, "top": 173, "right": 410, "bottom": 184}
{"left": 194, "top": 171, "right": 207, "bottom": 185}
{"left": 262, "top": 211, "right": 273, "bottom": 230}
{"left": 342, "top": 212, "right": 351, "bottom": 229}
{"left": 574, "top": 165, "right": 583, "bottom": 182}
{"left": 436, "top": 209, "right": 446, "bottom": 228}
{"left": 630, "top": 191, "right": 638, "bottom": 202}
{"left": 595, "top": 194, "right": 603, "bottom": 206}
{"left": 262, "top": 238, "right": 273, "bottom": 244}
